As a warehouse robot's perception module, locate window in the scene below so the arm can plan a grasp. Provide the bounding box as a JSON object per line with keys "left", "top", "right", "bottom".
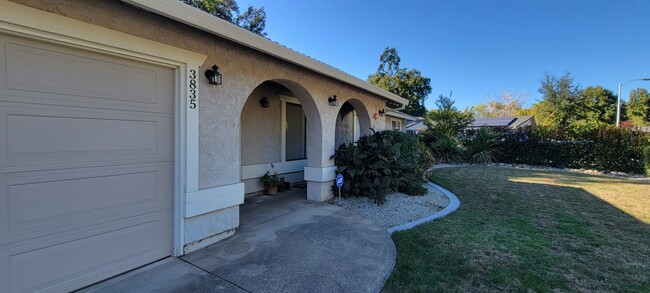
{"left": 285, "top": 102, "right": 306, "bottom": 160}
{"left": 392, "top": 121, "right": 401, "bottom": 131}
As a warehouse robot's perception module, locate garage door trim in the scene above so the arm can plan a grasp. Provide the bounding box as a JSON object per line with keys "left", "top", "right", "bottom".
{"left": 0, "top": 0, "right": 208, "bottom": 257}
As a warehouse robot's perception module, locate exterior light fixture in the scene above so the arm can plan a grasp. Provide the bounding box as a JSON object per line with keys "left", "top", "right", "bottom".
{"left": 260, "top": 97, "right": 269, "bottom": 108}
{"left": 328, "top": 95, "right": 338, "bottom": 106}
{"left": 378, "top": 109, "right": 385, "bottom": 117}
{"left": 204, "top": 65, "right": 222, "bottom": 85}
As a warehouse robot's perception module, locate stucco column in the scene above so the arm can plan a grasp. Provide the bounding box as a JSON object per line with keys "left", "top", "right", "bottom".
{"left": 304, "top": 166, "right": 336, "bottom": 201}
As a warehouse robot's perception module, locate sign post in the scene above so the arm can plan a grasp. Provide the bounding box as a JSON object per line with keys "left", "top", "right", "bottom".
{"left": 335, "top": 173, "right": 344, "bottom": 206}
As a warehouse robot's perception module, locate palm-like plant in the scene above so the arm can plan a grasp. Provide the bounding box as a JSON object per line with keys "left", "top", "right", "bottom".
{"left": 430, "top": 133, "right": 465, "bottom": 163}
{"left": 466, "top": 127, "right": 501, "bottom": 163}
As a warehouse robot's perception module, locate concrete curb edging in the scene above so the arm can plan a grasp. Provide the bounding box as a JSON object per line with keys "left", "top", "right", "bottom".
{"left": 387, "top": 182, "right": 461, "bottom": 234}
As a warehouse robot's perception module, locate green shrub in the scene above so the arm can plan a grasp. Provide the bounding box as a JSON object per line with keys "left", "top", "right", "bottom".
{"left": 643, "top": 145, "right": 650, "bottom": 177}
{"left": 332, "top": 131, "right": 409, "bottom": 204}
{"left": 417, "top": 140, "right": 435, "bottom": 180}
{"left": 465, "top": 127, "right": 501, "bottom": 163}
{"left": 400, "top": 174, "right": 428, "bottom": 195}
{"left": 381, "top": 130, "right": 432, "bottom": 194}
{"left": 494, "top": 125, "right": 648, "bottom": 173}
{"left": 381, "top": 130, "right": 419, "bottom": 168}
{"left": 430, "top": 134, "right": 465, "bottom": 163}
{"left": 594, "top": 127, "right": 647, "bottom": 173}
{"left": 497, "top": 126, "right": 596, "bottom": 168}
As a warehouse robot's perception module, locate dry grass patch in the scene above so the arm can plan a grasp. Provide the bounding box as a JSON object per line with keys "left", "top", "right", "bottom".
{"left": 384, "top": 167, "right": 650, "bottom": 293}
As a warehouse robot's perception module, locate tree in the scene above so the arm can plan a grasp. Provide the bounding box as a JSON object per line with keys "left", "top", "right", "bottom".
{"left": 236, "top": 6, "right": 266, "bottom": 35}
{"left": 627, "top": 88, "right": 650, "bottom": 126}
{"left": 471, "top": 103, "right": 490, "bottom": 118}
{"left": 575, "top": 86, "right": 617, "bottom": 127}
{"left": 421, "top": 95, "right": 474, "bottom": 162}
{"left": 368, "top": 47, "right": 432, "bottom": 117}
{"left": 423, "top": 95, "right": 474, "bottom": 140}
{"left": 471, "top": 91, "right": 526, "bottom": 118}
{"left": 182, "top": 0, "right": 267, "bottom": 36}
{"left": 536, "top": 73, "right": 583, "bottom": 128}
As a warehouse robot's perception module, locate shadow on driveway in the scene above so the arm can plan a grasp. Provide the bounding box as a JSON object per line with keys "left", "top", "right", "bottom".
{"left": 80, "top": 188, "right": 396, "bottom": 293}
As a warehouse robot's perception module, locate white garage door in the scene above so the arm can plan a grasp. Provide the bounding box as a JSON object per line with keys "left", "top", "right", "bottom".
{"left": 0, "top": 34, "right": 174, "bottom": 292}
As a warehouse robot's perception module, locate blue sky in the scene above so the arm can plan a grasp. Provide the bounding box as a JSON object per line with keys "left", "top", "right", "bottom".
{"left": 238, "top": 0, "right": 650, "bottom": 110}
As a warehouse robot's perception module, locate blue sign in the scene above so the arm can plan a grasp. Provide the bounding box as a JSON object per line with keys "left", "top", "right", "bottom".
{"left": 335, "top": 173, "right": 344, "bottom": 188}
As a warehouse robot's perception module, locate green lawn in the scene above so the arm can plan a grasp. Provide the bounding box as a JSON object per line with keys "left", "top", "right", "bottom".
{"left": 384, "top": 167, "right": 650, "bottom": 292}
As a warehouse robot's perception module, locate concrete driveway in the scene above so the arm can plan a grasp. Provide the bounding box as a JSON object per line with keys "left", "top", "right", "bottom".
{"left": 80, "top": 188, "right": 396, "bottom": 293}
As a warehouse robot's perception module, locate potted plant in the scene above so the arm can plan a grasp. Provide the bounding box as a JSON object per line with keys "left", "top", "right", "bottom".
{"left": 261, "top": 171, "right": 282, "bottom": 195}
{"left": 277, "top": 177, "right": 291, "bottom": 192}
{"left": 277, "top": 176, "right": 287, "bottom": 192}
{"left": 280, "top": 178, "right": 291, "bottom": 191}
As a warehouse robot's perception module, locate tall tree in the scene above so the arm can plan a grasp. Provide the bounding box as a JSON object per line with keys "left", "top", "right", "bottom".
{"left": 576, "top": 86, "right": 617, "bottom": 126}
{"left": 182, "top": 0, "right": 267, "bottom": 36}
{"left": 471, "top": 103, "right": 490, "bottom": 118}
{"left": 536, "top": 73, "right": 583, "bottom": 128}
{"left": 236, "top": 6, "right": 266, "bottom": 35}
{"left": 423, "top": 95, "right": 474, "bottom": 139}
{"left": 627, "top": 88, "right": 650, "bottom": 126}
{"left": 368, "top": 47, "right": 432, "bottom": 117}
{"left": 472, "top": 91, "right": 526, "bottom": 118}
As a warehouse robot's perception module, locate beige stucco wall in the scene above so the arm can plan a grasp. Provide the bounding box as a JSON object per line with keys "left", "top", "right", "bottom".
{"left": 10, "top": 0, "right": 389, "bottom": 189}
{"left": 10, "top": 0, "right": 397, "bottom": 249}
{"left": 387, "top": 116, "right": 406, "bottom": 131}
{"left": 240, "top": 83, "right": 282, "bottom": 165}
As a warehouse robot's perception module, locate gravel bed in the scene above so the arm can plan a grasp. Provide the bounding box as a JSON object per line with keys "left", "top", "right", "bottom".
{"left": 331, "top": 183, "right": 450, "bottom": 229}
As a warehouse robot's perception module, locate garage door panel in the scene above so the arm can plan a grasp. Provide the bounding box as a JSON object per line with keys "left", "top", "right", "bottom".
{"left": 1, "top": 211, "right": 172, "bottom": 293}
{"left": 0, "top": 36, "right": 174, "bottom": 113}
{"left": 0, "top": 32, "right": 175, "bottom": 292}
{"left": 0, "top": 104, "right": 172, "bottom": 172}
{"left": 0, "top": 163, "right": 172, "bottom": 243}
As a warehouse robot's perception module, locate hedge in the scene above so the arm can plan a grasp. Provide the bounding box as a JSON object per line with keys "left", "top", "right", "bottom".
{"left": 494, "top": 126, "right": 649, "bottom": 174}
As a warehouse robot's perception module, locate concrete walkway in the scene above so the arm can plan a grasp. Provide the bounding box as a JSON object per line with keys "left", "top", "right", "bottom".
{"left": 80, "top": 188, "right": 396, "bottom": 293}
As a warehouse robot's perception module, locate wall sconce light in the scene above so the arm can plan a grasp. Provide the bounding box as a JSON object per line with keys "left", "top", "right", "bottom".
{"left": 260, "top": 97, "right": 269, "bottom": 108}
{"left": 204, "top": 65, "right": 222, "bottom": 85}
{"left": 328, "top": 95, "right": 338, "bottom": 106}
{"left": 379, "top": 109, "right": 385, "bottom": 117}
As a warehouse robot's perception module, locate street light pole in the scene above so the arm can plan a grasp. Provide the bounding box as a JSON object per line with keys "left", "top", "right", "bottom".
{"left": 617, "top": 82, "right": 622, "bottom": 126}
{"left": 616, "top": 78, "right": 650, "bottom": 127}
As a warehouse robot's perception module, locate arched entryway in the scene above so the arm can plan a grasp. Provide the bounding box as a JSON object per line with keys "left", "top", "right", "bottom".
{"left": 239, "top": 80, "right": 322, "bottom": 198}
{"left": 335, "top": 99, "right": 372, "bottom": 147}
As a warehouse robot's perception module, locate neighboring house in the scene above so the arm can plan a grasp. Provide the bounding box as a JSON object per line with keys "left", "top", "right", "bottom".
{"left": 406, "top": 117, "right": 428, "bottom": 134}
{"left": 469, "top": 115, "right": 536, "bottom": 129}
{"left": 385, "top": 110, "right": 418, "bottom": 132}
{"left": 0, "top": 1, "right": 408, "bottom": 292}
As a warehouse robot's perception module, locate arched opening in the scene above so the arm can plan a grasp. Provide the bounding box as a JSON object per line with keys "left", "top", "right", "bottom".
{"left": 335, "top": 99, "right": 372, "bottom": 147}
{"left": 240, "top": 80, "right": 321, "bottom": 198}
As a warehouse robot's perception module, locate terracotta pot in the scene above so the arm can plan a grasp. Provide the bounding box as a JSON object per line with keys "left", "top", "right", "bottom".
{"left": 266, "top": 186, "right": 278, "bottom": 195}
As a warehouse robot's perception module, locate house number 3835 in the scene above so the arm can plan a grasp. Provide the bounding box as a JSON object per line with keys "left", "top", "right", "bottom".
{"left": 189, "top": 69, "right": 197, "bottom": 109}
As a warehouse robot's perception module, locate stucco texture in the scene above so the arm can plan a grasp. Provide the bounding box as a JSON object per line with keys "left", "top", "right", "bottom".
{"left": 11, "top": 0, "right": 392, "bottom": 191}
{"left": 240, "top": 83, "right": 282, "bottom": 165}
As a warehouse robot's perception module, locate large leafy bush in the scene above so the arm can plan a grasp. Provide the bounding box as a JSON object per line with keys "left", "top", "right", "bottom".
{"left": 381, "top": 130, "right": 433, "bottom": 180}
{"left": 380, "top": 131, "right": 430, "bottom": 195}
{"left": 332, "top": 131, "right": 409, "bottom": 204}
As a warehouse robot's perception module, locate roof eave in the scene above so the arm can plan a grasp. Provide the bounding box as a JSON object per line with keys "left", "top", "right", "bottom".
{"left": 123, "top": 0, "right": 409, "bottom": 106}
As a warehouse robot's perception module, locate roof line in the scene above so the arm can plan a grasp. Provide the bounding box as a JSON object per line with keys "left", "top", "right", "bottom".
{"left": 123, "top": 0, "right": 409, "bottom": 106}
